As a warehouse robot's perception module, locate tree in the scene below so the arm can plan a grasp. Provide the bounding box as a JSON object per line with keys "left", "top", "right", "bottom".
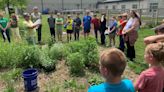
{"left": 0, "top": 0, "right": 28, "bottom": 15}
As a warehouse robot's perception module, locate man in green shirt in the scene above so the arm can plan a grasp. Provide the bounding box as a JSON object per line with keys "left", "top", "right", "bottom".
{"left": 55, "top": 13, "right": 63, "bottom": 41}
{"left": 0, "top": 12, "right": 10, "bottom": 43}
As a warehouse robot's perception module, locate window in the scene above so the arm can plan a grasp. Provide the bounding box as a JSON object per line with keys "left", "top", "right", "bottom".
{"left": 149, "top": 3, "right": 158, "bottom": 12}
{"left": 105, "top": 6, "right": 108, "bottom": 9}
{"left": 112, "top": 5, "right": 116, "bottom": 10}
{"left": 132, "top": 4, "right": 137, "bottom": 9}
{"left": 121, "top": 5, "right": 126, "bottom": 10}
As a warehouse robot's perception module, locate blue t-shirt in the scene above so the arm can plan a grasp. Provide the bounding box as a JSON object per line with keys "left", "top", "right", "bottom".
{"left": 88, "top": 79, "right": 135, "bottom": 92}
{"left": 83, "top": 16, "right": 92, "bottom": 31}
{"left": 109, "top": 20, "right": 117, "bottom": 34}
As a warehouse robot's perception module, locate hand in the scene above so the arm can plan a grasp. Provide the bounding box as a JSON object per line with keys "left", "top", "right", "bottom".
{"left": 122, "top": 31, "right": 126, "bottom": 35}
{"left": 3, "top": 28, "right": 6, "bottom": 32}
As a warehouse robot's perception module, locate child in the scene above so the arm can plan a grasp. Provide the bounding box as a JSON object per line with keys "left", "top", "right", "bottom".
{"left": 74, "top": 13, "right": 82, "bottom": 41}
{"left": 0, "top": 12, "right": 11, "bottom": 43}
{"left": 144, "top": 24, "right": 164, "bottom": 44}
{"left": 55, "top": 13, "right": 63, "bottom": 41}
{"left": 108, "top": 16, "right": 117, "bottom": 47}
{"left": 88, "top": 48, "right": 135, "bottom": 92}
{"left": 92, "top": 14, "right": 100, "bottom": 42}
{"left": 10, "top": 13, "right": 21, "bottom": 43}
{"left": 135, "top": 43, "right": 164, "bottom": 92}
{"left": 66, "top": 15, "right": 73, "bottom": 42}
{"left": 48, "top": 12, "right": 56, "bottom": 41}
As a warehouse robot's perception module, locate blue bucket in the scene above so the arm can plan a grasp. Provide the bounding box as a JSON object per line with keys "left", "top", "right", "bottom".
{"left": 22, "top": 68, "right": 38, "bottom": 91}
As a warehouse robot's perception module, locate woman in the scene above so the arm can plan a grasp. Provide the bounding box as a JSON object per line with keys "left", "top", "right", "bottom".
{"left": 10, "top": 13, "right": 21, "bottom": 43}
{"left": 23, "top": 13, "right": 39, "bottom": 45}
{"left": 100, "top": 13, "right": 107, "bottom": 45}
{"left": 122, "top": 10, "right": 141, "bottom": 61}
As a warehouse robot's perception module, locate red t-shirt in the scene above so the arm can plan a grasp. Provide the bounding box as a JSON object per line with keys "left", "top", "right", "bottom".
{"left": 92, "top": 18, "right": 100, "bottom": 29}
{"left": 135, "top": 66, "right": 164, "bottom": 92}
{"left": 119, "top": 19, "right": 127, "bottom": 35}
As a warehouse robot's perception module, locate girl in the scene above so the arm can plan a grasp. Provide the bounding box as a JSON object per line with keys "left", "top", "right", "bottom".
{"left": 135, "top": 43, "right": 164, "bottom": 92}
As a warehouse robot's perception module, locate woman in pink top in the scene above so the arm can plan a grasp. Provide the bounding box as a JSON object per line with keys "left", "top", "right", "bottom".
{"left": 135, "top": 43, "right": 164, "bottom": 92}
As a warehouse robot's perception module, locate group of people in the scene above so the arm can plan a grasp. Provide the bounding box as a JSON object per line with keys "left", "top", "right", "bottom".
{"left": 88, "top": 22, "right": 164, "bottom": 92}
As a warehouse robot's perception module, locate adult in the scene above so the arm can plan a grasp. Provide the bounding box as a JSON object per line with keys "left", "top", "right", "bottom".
{"left": 74, "top": 13, "right": 81, "bottom": 41}
{"left": 83, "top": 11, "right": 92, "bottom": 38}
{"left": 10, "top": 13, "right": 21, "bottom": 43}
{"left": 55, "top": 13, "right": 63, "bottom": 41}
{"left": 100, "top": 13, "right": 107, "bottom": 45}
{"left": 0, "top": 12, "right": 10, "bottom": 43}
{"left": 122, "top": 10, "right": 141, "bottom": 61}
{"left": 23, "top": 13, "right": 39, "bottom": 45}
{"left": 31, "top": 6, "right": 42, "bottom": 44}
{"left": 92, "top": 14, "right": 100, "bottom": 42}
{"left": 48, "top": 12, "right": 56, "bottom": 41}
{"left": 66, "top": 15, "right": 74, "bottom": 42}
{"left": 117, "top": 13, "right": 128, "bottom": 52}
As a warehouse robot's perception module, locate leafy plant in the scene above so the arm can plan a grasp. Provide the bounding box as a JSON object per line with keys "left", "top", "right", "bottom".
{"left": 49, "top": 43, "right": 68, "bottom": 60}
{"left": 67, "top": 52, "right": 85, "bottom": 75}
{"left": 88, "top": 75, "right": 104, "bottom": 86}
{"left": 19, "top": 46, "right": 42, "bottom": 68}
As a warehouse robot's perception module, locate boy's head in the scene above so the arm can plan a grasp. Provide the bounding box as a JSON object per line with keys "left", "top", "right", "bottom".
{"left": 117, "top": 15, "right": 122, "bottom": 20}
{"left": 122, "top": 13, "right": 128, "bottom": 20}
{"left": 145, "top": 43, "right": 164, "bottom": 66}
{"left": 99, "top": 48, "right": 127, "bottom": 78}
{"left": 154, "top": 24, "right": 164, "bottom": 35}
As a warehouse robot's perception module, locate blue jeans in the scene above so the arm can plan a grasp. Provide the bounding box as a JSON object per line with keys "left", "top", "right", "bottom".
{"left": 119, "top": 35, "right": 125, "bottom": 51}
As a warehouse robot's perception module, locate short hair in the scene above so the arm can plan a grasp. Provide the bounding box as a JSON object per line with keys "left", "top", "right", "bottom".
{"left": 145, "top": 43, "right": 164, "bottom": 66}
{"left": 100, "top": 48, "right": 127, "bottom": 77}
{"left": 153, "top": 24, "right": 164, "bottom": 34}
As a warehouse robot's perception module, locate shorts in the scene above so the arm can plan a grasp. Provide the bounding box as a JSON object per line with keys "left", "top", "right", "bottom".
{"left": 84, "top": 29, "right": 90, "bottom": 33}
{"left": 67, "top": 30, "right": 73, "bottom": 34}
{"left": 109, "top": 33, "right": 116, "bottom": 39}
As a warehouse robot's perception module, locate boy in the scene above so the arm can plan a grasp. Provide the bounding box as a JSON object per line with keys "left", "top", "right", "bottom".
{"left": 92, "top": 14, "right": 100, "bottom": 42}
{"left": 144, "top": 24, "right": 164, "bottom": 44}
{"left": 88, "top": 48, "right": 135, "bottom": 92}
{"left": 74, "top": 13, "right": 81, "bottom": 41}
{"left": 83, "top": 11, "right": 92, "bottom": 38}
{"left": 66, "top": 15, "right": 73, "bottom": 42}
{"left": 48, "top": 12, "right": 55, "bottom": 41}
{"left": 55, "top": 13, "right": 63, "bottom": 41}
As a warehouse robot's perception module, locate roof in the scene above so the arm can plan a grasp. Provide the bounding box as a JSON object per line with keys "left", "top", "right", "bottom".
{"left": 99, "top": 0, "right": 140, "bottom": 4}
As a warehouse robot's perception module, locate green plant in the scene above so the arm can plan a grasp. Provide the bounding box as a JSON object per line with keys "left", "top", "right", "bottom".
{"left": 64, "top": 79, "right": 85, "bottom": 90}
{"left": 19, "top": 46, "right": 42, "bottom": 68}
{"left": 81, "top": 37, "right": 99, "bottom": 66}
{"left": 88, "top": 75, "right": 104, "bottom": 86}
{"left": 67, "top": 52, "right": 85, "bottom": 75}
{"left": 49, "top": 43, "right": 68, "bottom": 60}
{"left": 41, "top": 47, "right": 56, "bottom": 72}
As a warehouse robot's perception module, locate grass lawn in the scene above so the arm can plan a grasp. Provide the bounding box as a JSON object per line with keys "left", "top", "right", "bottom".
{"left": 0, "top": 15, "right": 155, "bottom": 91}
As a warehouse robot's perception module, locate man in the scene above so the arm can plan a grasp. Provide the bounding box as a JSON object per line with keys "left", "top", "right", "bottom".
{"left": 74, "top": 13, "right": 82, "bottom": 41}
{"left": 55, "top": 13, "right": 63, "bottom": 41}
{"left": 83, "top": 11, "right": 92, "bottom": 38}
{"left": 31, "top": 6, "right": 42, "bottom": 44}
{"left": 0, "top": 12, "right": 10, "bottom": 43}
{"left": 48, "top": 12, "right": 55, "bottom": 41}
{"left": 92, "top": 14, "right": 100, "bottom": 42}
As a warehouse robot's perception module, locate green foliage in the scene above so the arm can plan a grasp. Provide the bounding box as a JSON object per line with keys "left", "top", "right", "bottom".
{"left": 64, "top": 79, "right": 85, "bottom": 90}
{"left": 80, "top": 37, "right": 99, "bottom": 66}
{"left": 66, "top": 41, "right": 84, "bottom": 53}
{"left": 88, "top": 75, "right": 104, "bottom": 86}
{"left": 20, "top": 46, "right": 42, "bottom": 68}
{"left": 0, "top": 43, "right": 28, "bottom": 68}
{"left": 41, "top": 47, "right": 56, "bottom": 72}
{"left": 49, "top": 43, "right": 68, "bottom": 60}
{"left": 67, "top": 52, "right": 85, "bottom": 75}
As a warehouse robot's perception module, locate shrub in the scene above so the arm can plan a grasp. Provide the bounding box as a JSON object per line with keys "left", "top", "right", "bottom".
{"left": 66, "top": 41, "right": 84, "bottom": 53}
{"left": 67, "top": 52, "right": 85, "bottom": 75}
{"left": 0, "top": 43, "right": 27, "bottom": 68}
{"left": 81, "top": 37, "right": 99, "bottom": 66}
{"left": 41, "top": 47, "right": 56, "bottom": 72}
{"left": 49, "top": 43, "right": 68, "bottom": 60}
{"left": 19, "top": 46, "right": 42, "bottom": 68}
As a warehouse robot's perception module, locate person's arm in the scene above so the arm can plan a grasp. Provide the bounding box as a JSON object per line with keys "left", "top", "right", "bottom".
{"left": 122, "top": 19, "right": 139, "bottom": 34}
{"left": 144, "top": 35, "right": 164, "bottom": 45}
{"left": 0, "top": 24, "right": 4, "bottom": 31}
{"left": 134, "top": 73, "right": 147, "bottom": 92}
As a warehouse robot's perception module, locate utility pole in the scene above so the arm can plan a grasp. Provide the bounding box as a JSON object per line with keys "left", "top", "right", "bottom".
{"left": 62, "top": 0, "right": 64, "bottom": 10}
{"left": 80, "top": 0, "right": 82, "bottom": 9}
{"left": 41, "top": 0, "right": 44, "bottom": 13}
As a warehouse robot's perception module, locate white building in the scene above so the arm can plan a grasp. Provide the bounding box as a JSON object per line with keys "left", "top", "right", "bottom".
{"left": 26, "top": 0, "right": 101, "bottom": 12}
{"left": 98, "top": 0, "right": 164, "bottom": 12}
